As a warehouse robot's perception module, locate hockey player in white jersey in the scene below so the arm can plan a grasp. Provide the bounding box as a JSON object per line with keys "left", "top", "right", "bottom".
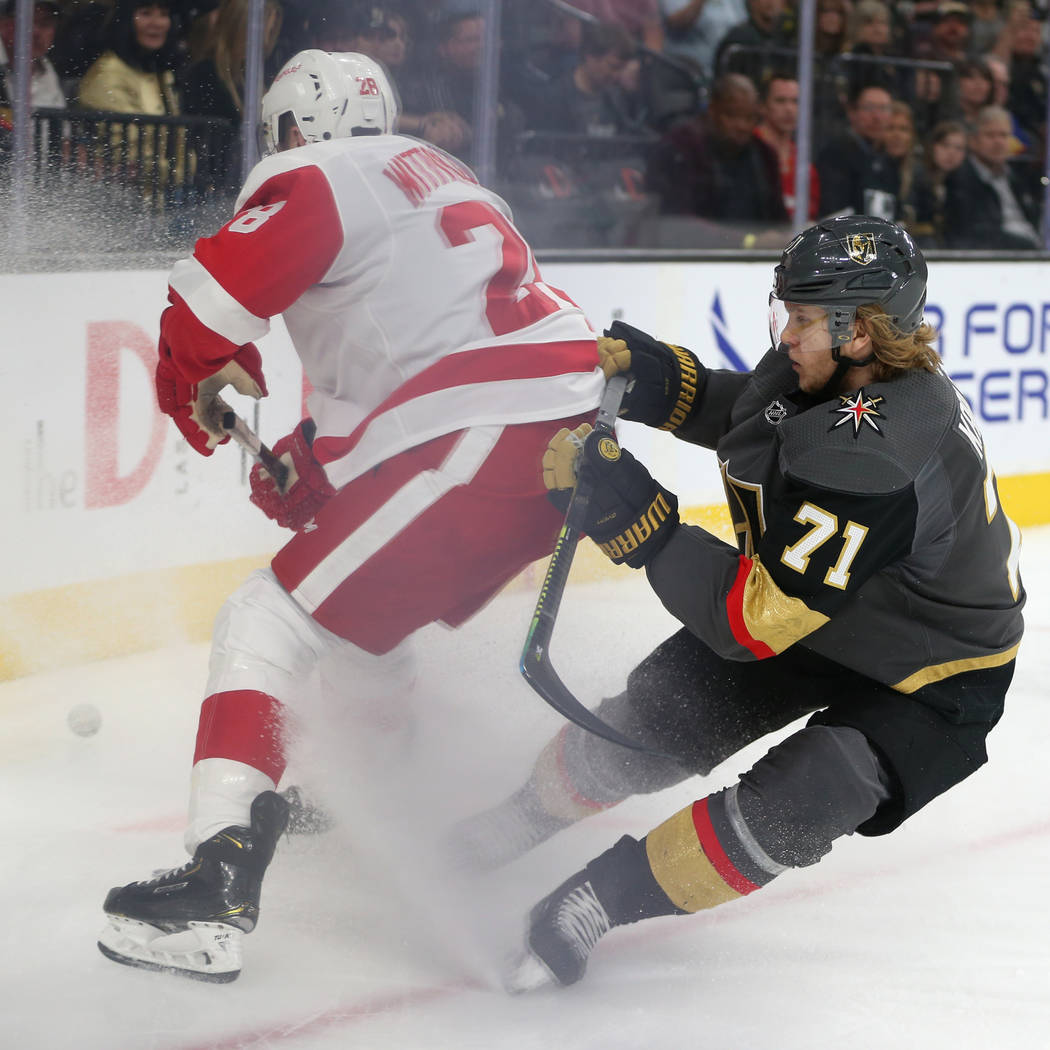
{"left": 96, "top": 50, "right": 604, "bottom": 982}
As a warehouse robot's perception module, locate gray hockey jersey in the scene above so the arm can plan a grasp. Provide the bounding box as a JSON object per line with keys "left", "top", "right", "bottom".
{"left": 646, "top": 348, "right": 1025, "bottom": 712}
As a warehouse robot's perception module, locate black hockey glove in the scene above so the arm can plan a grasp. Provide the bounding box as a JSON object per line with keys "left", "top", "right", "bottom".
{"left": 600, "top": 320, "right": 703, "bottom": 432}
{"left": 545, "top": 428, "right": 679, "bottom": 569}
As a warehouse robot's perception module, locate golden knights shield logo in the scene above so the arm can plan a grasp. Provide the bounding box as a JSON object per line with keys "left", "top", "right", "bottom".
{"left": 846, "top": 233, "right": 877, "bottom": 265}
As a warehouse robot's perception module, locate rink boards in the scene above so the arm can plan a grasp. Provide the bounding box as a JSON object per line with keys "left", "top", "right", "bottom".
{"left": 2, "top": 259, "right": 1048, "bottom": 679}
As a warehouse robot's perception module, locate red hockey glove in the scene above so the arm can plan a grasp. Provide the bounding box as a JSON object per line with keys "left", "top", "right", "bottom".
{"left": 156, "top": 340, "right": 268, "bottom": 456}
{"left": 249, "top": 419, "right": 336, "bottom": 531}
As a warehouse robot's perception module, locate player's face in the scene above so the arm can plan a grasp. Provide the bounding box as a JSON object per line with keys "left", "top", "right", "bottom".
{"left": 773, "top": 300, "right": 839, "bottom": 392}
{"left": 773, "top": 299, "right": 875, "bottom": 393}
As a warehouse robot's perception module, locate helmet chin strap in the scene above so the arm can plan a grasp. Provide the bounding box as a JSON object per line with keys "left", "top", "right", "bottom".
{"left": 813, "top": 337, "right": 875, "bottom": 402}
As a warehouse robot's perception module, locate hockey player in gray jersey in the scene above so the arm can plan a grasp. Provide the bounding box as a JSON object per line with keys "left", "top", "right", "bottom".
{"left": 452, "top": 216, "right": 1026, "bottom": 989}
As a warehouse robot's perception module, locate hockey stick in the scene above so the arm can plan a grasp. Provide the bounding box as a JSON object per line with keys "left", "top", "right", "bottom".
{"left": 220, "top": 405, "right": 290, "bottom": 491}
{"left": 521, "top": 374, "right": 671, "bottom": 756}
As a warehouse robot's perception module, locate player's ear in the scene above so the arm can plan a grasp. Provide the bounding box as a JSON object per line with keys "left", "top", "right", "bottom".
{"left": 850, "top": 317, "right": 872, "bottom": 357}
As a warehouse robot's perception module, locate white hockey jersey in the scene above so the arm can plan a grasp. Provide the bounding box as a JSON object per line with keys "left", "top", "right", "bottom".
{"left": 162, "top": 134, "right": 603, "bottom": 487}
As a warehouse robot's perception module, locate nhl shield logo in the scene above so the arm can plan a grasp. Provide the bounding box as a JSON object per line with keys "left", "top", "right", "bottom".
{"left": 846, "top": 233, "right": 877, "bottom": 265}
{"left": 764, "top": 399, "right": 788, "bottom": 425}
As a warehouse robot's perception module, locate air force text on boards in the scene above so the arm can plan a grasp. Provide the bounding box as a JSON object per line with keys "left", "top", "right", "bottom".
{"left": 925, "top": 301, "right": 1050, "bottom": 424}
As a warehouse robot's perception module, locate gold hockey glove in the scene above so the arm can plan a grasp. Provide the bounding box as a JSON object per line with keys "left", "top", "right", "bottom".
{"left": 597, "top": 336, "right": 631, "bottom": 379}
{"left": 542, "top": 423, "right": 593, "bottom": 493}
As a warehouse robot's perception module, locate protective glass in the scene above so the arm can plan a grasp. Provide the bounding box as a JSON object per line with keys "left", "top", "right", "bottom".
{"left": 769, "top": 294, "right": 831, "bottom": 354}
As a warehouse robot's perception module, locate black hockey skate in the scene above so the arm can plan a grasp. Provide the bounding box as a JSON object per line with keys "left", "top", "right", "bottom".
{"left": 97, "top": 790, "right": 289, "bottom": 982}
{"left": 505, "top": 869, "right": 612, "bottom": 992}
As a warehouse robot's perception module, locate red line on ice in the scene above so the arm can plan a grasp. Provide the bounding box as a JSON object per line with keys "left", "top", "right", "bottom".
{"left": 175, "top": 978, "right": 481, "bottom": 1050}
{"left": 164, "top": 817, "right": 1050, "bottom": 1049}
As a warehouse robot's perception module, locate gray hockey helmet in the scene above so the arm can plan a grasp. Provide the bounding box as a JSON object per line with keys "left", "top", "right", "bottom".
{"left": 771, "top": 215, "right": 928, "bottom": 349}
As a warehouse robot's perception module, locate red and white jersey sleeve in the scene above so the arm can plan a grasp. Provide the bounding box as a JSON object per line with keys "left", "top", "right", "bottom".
{"left": 161, "top": 162, "right": 343, "bottom": 382}
{"left": 164, "top": 134, "right": 603, "bottom": 487}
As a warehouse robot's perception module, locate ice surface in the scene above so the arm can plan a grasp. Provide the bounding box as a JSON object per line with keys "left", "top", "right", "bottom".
{"left": 3, "top": 528, "right": 1050, "bottom": 1049}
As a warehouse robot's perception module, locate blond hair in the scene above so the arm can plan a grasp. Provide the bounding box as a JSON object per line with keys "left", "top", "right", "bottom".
{"left": 858, "top": 304, "right": 940, "bottom": 380}
{"left": 210, "top": 0, "right": 283, "bottom": 114}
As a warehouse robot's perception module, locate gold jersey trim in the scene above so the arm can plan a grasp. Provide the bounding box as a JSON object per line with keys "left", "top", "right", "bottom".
{"left": 742, "top": 555, "right": 829, "bottom": 654}
{"left": 892, "top": 643, "right": 1021, "bottom": 694}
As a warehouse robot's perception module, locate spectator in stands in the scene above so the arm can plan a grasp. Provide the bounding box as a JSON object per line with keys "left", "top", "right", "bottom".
{"left": 396, "top": 0, "right": 479, "bottom": 57}
{"left": 884, "top": 100, "right": 920, "bottom": 226}
{"left": 396, "top": 10, "right": 478, "bottom": 158}
{"left": 567, "top": 0, "right": 665, "bottom": 54}
{"left": 310, "top": 3, "right": 409, "bottom": 70}
{"left": 79, "top": 0, "right": 183, "bottom": 115}
{"left": 180, "top": 0, "right": 283, "bottom": 186}
{"left": 397, "top": 9, "right": 524, "bottom": 166}
{"left": 816, "top": 81, "right": 899, "bottom": 218}
{"left": 921, "top": 2, "right": 973, "bottom": 65}
{"left": 714, "top": 0, "right": 793, "bottom": 85}
{"left": 984, "top": 51, "right": 1032, "bottom": 153}
{"left": 1001, "top": 4, "right": 1047, "bottom": 149}
{"left": 969, "top": 0, "right": 1008, "bottom": 57}
{"left": 846, "top": 0, "right": 893, "bottom": 59}
{"left": 527, "top": 20, "right": 640, "bottom": 137}
{"left": 647, "top": 71, "right": 787, "bottom": 225}
{"left": 183, "top": 0, "right": 222, "bottom": 67}
{"left": 78, "top": 0, "right": 187, "bottom": 195}
{"left": 901, "top": 1, "right": 970, "bottom": 133}
{"left": 0, "top": 0, "right": 66, "bottom": 108}
{"left": 802, "top": 0, "right": 850, "bottom": 137}
{"left": 659, "top": 0, "right": 747, "bottom": 82}
{"left": 355, "top": 7, "right": 409, "bottom": 70}
{"left": 910, "top": 118, "right": 967, "bottom": 246}
{"left": 814, "top": 0, "right": 849, "bottom": 59}
{"left": 504, "top": 4, "right": 581, "bottom": 86}
{"left": 753, "top": 72, "right": 819, "bottom": 221}
{"left": 842, "top": 0, "right": 909, "bottom": 102}
{"left": 954, "top": 57, "right": 995, "bottom": 130}
{"left": 319, "top": 7, "right": 480, "bottom": 151}
{"left": 943, "top": 103, "right": 1042, "bottom": 248}
{"left": 986, "top": 0, "right": 1033, "bottom": 62}
{"left": 51, "top": 0, "right": 117, "bottom": 87}
{"left": 985, "top": 51, "right": 1011, "bottom": 106}
{"left": 182, "top": 0, "right": 282, "bottom": 121}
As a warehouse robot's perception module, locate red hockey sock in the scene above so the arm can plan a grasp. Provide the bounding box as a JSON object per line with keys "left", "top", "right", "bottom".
{"left": 193, "top": 690, "right": 287, "bottom": 784}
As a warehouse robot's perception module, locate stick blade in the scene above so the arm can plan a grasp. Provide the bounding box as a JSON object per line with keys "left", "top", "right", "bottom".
{"left": 520, "top": 644, "right": 662, "bottom": 755}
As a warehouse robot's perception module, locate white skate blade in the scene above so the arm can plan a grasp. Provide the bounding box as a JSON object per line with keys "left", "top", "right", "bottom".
{"left": 98, "top": 917, "right": 244, "bottom": 983}
{"left": 503, "top": 947, "right": 558, "bottom": 994}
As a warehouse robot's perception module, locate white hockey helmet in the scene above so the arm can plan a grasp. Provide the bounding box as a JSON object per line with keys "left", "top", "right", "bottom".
{"left": 261, "top": 49, "right": 400, "bottom": 155}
